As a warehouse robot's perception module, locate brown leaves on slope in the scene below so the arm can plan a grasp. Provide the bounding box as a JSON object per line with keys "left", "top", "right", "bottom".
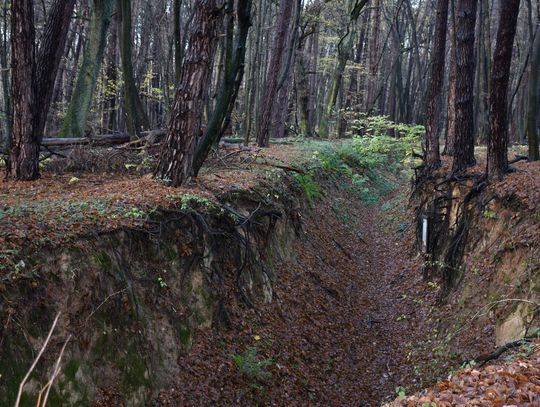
{"left": 389, "top": 344, "right": 540, "bottom": 406}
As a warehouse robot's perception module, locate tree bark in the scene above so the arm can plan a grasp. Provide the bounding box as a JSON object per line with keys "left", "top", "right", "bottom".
{"left": 59, "top": 0, "right": 115, "bottom": 137}
{"left": 193, "top": 0, "right": 252, "bottom": 176}
{"left": 0, "top": 0, "right": 11, "bottom": 149}
{"left": 34, "top": 0, "right": 77, "bottom": 138}
{"left": 256, "top": 0, "right": 295, "bottom": 147}
{"left": 452, "top": 0, "right": 478, "bottom": 172}
{"left": 7, "top": 0, "right": 38, "bottom": 180}
{"left": 118, "top": 0, "right": 150, "bottom": 137}
{"left": 424, "top": 0, "right": 449, "bottom": 168}
{"left": 487, "top": 0, "right": 521, "bottom": 180}
{"left": 526, "top": 22, "right": 540, "bottom": 161}
{"left": 444, "top": 0, "right": 457, "bottom": 156}
{"left": 366, "top": 0, "right": 381, "bottom": 113}
{"left": 106, "top": 12, "right": 119, "bottom": 131}
{"left": 155, "top": 0, "right": 224, "bottom": 186}
{"left": 319, "top": 0, "right": 368, "bottom": 139}
{"left": 174, "top": 0, "right": 184, "bottom": 82}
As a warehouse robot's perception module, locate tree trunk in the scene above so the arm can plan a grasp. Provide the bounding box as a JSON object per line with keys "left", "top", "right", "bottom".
{"left": 487, "top": 0, "right": 521, "bottom": 180}
{"left": 7, "top": 0, "right": 38, "bottom": 180}
{"left": 59, "top": 0, "right": 115, "bottom": 137}
{"left": 366, "top": 0, "right": 381, "bottom": 113}
{"left": 452, "top": 0, "right": 477, "bottom": 172}
{"left": 319, "top": 1, "right": 367, "bottom": 138}
{"left": 296, "top": 27, "right": 315, "bottom": 138}
{"left": 256, "top": 0, "right": 295, "bottom": 147}
{"left": 444, "top": 0, "right": 457, "bottom": 156}
{"left": 34, "top": 0, "right": 77, "bottom": 138}
{"left": 193, "top": 0, "right": 252, "bottom": 176}
{"left": 526, "top": 22, "right": 540, "bottom": 161}
{"left": 106, "top": 12, "right": 119, "bottom": 131}
{"left": 118, "top": 0, "right": 150, "bottom": 137}
{"left": 155, "top": 0, "right": 224, "bottom": 186}
{"left": 0, "top": 0, "right": 12, "bottom": 149}
{"left": 339, "top": 16, "right": 367, "bottom": 138}
{"left": 424, "top": 0, "right": 449, "bottom": 168}
{"left": 174, "top": 0, "right": 184, "bottom": 82}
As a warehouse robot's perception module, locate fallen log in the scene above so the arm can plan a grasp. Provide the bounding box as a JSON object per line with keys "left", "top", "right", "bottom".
{"left": 40, "top": 130, "right": 166, "bottom": 148}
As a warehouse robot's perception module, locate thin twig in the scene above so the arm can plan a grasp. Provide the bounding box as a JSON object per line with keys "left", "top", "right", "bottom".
{"left": 15, "top": 313, "right": 61, "bottom": 407}
{"left": 36, "top": 334, "right": 72, "bottom": 407}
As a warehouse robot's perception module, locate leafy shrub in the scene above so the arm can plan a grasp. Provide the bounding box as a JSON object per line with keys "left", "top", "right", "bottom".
{"left": 293, "top": 173, "right": 324, "bottom": 206}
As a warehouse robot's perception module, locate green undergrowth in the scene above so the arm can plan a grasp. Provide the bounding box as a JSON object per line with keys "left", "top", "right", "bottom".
{"left": 292, "top": 128, "right": 421, "bottom": 206}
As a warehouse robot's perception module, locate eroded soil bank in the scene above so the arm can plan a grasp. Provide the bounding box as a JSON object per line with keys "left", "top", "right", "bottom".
{"left": 1, "top": 143, "right": 434, "bottom": 406}
{"left": 3, "top": 145, "right": 539, "bottom": 406}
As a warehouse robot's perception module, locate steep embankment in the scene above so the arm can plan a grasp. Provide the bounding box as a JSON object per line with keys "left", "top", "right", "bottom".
{"left": 391, "top": 157, "right": 540, "bottom": 405}
{"left": 156, "top": 177, "right": 432, "bottom": 406}
{"left": 1, "top": 141, "right": 434, "bottom": 406}
{"left": 9, "top": 141, "right": 539, "bottom": 406}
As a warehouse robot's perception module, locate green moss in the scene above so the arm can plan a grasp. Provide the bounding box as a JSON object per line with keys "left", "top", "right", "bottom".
{"left": 65, "top": 359, "right": 81, "bottom": 382}
{"left": 165, "top": 245, "right": 178, "bottom": 261}
{"left": 91, "top": 326, "right": 150, "bottom": 398}
{"left": 120, "top": 344, "right": 149, "bottom": 391}
{"left": 178, "top": 324, "right": 192, "bottom": 347}
{"left": 93, "top": 250, "right": 112, "bottom": 270}
{"left": 0, "top": 332, "right": 38, "bottom": 406}
{"left": 48, "top": 359, "right": 89, "bottom": 406}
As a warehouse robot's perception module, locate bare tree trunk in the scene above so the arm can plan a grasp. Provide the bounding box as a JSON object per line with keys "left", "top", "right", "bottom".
{"left": 452, "top": 0, "right": 477, "bottom": 172}
{"left": 0, "top": 0, "right": 11, "bottom": 148}
{"left": 339, "top": 15, "right": 367, "bottom": 138}
{"left": 106, "top": 12, "right": 119, "bottom": 131}
{"left": 155, "top": 0, "right": 224, "bottom": 186}
{"left": 59, "top": 0, "right": 115, "bottom": 137}
{"left": 118, "top": 0, "right": 149, "bottom": 137}
{"left": 7, "top": 0, "right": 38, "bottom": 180}
{"left": 34, "top": 0, "right": 77, "bottom": 138}
{"left": 424, "top": 0, "right": 449, "bottom": 168}
{"left": 193, "top": 0, "right": 252, "bottom": 175}
{"left": 256, "top": 0, "right": 295, "bottom": 147}
{"left": 296, "top": 22, "right": 318, "bottom": 138}
{"left": 444, "top": 0, "right": 457, "bottom": 156}
{"left": 487, "top": 0, "right": 521, "bottom": 180}
{"left": 526, "top": 21, "right": 540, "bottom": 161}
{"left": 366, "top": 0, "right": 381, "bottom": 113}
{"left": 174, "top": 0, "right": 184, "bottom": 82}
{"left": 319, "top": 0, "right": 368, "bottom": 138}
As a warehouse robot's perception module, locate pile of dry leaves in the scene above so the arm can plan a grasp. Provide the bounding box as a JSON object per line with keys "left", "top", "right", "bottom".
{"left": 389, "top": 343, "right": 540, "bottom": 406}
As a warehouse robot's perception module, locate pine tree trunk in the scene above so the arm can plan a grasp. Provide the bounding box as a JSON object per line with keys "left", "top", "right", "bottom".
{"left": 452, "top": 0, "right": 477, "bottom": 172}
{"left": 174, "top": 0, "right": 184, "bottom": 82}
{"left": 155, "top": 0, "right": 224, "bottom": 186}
{"left": 256, "top": 0, "right": 295, "bottom": 147}
{"left": 424, "top": 0, "right": 449, "bottom": 168}
{"left": 34, "top": 0, "right": 77, "bottom": 138}
{"left": 487, "top": 0, "right": 521, "bottom": 180}
{"left": 444, "top": 0, "right": 457, "bottom": 156}
{"left": 193, "top": 0, "right": 252, "bottom": 176}
{"left": 7, "top": 0, "right": 38, "bottom": 180}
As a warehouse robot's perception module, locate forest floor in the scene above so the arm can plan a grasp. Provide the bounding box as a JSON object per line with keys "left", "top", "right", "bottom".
{"left": 2, "top": 141, "right": 540, "bottom": 405}
{"left": 152, "top": 172, "right": 438, "bottom": 406}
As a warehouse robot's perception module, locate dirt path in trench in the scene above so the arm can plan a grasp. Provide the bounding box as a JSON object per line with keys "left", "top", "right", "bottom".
{"left": 155, "top": 184, "right": 433, "bottom": 407}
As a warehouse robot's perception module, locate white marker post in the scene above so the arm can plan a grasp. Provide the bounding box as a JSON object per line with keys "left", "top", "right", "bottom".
{"left": 422, "top": 216, "right": 429, "bottom": 253}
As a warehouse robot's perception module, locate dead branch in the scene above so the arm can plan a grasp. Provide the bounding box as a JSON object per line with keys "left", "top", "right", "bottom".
{"left": 36, "top": 334, "right": 72, "bottom": 407}
{"left": 15, "top": 313, "right": 61, "bottom": 407}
